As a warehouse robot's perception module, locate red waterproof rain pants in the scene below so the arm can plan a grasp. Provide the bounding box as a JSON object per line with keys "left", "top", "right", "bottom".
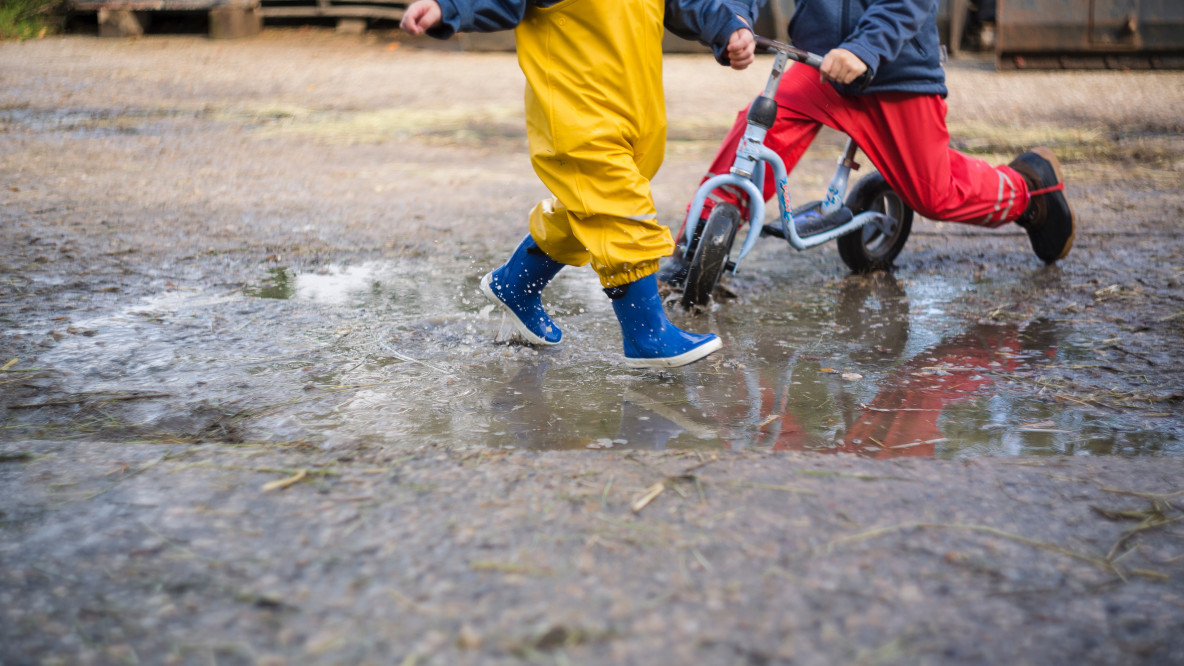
{"left": 689, "top": 62, "right": 1032, "bottom": 234}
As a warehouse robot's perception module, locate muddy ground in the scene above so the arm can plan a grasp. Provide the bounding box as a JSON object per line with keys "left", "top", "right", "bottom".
{"left": 2, "top": 29, "right": 1183, "bottom": 665}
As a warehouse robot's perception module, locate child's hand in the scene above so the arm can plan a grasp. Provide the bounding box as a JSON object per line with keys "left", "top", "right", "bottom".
{"left": 727, "top": 29, "right": 755, "bottom": 70}
{"left": 400, "top": 0, "right": 442, "bottom": 35}
{"left": 819, "top": 48, "right": 868, "bottom": 85}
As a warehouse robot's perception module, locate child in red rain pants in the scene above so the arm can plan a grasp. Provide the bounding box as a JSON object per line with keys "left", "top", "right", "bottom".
{"left": 659, "top": 0, "right": 1075, "bottom": 288}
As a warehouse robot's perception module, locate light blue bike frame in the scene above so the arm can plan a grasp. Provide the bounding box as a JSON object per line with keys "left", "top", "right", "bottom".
{"left": 683, "top": 39, "right": 894, "bottom": 273}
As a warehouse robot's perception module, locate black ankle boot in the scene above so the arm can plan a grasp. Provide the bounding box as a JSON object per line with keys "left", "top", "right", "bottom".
{"left": 1009, "top": 147, "right": 1075, "bottom": 264}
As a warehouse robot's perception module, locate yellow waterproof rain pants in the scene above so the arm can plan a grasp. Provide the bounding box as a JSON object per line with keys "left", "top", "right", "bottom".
{"left": 514, "top": 0, "right": 674, "bottom": 288}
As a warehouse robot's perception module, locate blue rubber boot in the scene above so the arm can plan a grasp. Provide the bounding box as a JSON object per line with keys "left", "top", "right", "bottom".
{"left": 607, "top": 274, "right": 722, "bottom": 368}
{"left": 480, "top": 234, "right": 565, "bottom": 345}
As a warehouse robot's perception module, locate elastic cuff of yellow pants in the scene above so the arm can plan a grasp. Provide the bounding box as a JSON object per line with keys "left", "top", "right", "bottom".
{"left": 598, "top": 260, "right": 660, "bottom": 289}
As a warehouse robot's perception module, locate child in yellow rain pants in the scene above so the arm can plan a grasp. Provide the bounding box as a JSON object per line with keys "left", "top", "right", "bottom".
{"left": 401, "top": 0, "right": 760, "bottom": 368}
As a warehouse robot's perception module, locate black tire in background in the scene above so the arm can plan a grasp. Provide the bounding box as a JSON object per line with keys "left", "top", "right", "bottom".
{"left": 680, "top": 202, "right": 741, "bottom": 310}
{"left": 837, "top": 172, "right": 914, "bottom": 273}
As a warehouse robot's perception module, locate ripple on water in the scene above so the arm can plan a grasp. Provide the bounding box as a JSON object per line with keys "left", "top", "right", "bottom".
{"left": 21, "top": 257, "right": 1182, "bottom": 456}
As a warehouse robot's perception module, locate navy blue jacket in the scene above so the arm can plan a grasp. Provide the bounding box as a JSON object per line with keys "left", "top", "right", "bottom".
{"left": 427, "top": 0, "right": 764, "bottom": 67}
{"left": 788, "top": 0, "right": 946, "bottom": 96}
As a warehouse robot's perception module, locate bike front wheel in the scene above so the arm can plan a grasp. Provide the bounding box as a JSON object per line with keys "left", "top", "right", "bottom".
{"left": 680, "top": 202, "right": 741, "bottom": 309}
{"left": 837, "top": 172, "right": 913, "bottom": 273}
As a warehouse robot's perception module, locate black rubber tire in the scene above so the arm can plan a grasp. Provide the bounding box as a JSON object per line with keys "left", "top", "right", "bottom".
{"left": 836, "top": 172, "right": 914, "bottom": 273}
{"left": 680, "top": 202, "right": 740, "bottom": 309}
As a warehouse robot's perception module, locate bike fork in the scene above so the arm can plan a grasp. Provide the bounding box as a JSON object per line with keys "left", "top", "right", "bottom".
{"left": 823, "top": 138, "right": 860, "bottom": 214}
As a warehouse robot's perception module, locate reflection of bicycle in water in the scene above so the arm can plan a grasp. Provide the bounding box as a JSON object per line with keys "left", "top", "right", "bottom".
{"left": 835, "top": 272, "right": 910, "bottom": 363}
{"left": 487, "top": 274, "right": 911, "bottom": 450}
{"left": 487, "top": 272, "right": 1060, "bottom": 457}
{"left": 665, "top": 316, "right": 1055, "bottom": 458}
{"left": 705, "top": 273, "right": 914, "bottom": 452}
{"left": 838, "top": 316, "right": 1061, "bottom": 457}
{"left": 705, "top": 312, "right": 1060, "bottom": 457}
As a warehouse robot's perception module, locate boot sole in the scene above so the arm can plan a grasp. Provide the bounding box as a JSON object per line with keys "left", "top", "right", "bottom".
{"left": 624, "top": 336, "right": 723, "bottom": 369}
{"left": 1030, "top": 147, "right": 1076, "bottom": 261}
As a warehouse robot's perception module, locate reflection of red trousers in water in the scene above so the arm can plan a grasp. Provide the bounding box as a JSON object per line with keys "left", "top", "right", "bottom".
{"left": 844, "top": 326, "right": 1025, "bottom": 458}
{"left": 682, "top": 63, "right": 1033, "bottom": 238}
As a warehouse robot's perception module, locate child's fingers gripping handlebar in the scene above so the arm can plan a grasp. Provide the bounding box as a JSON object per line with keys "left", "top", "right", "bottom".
{"left": 754, "top": 35, "right": 873, "bottom": 90}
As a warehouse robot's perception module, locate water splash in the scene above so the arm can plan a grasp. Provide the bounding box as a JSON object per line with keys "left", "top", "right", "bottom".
{"left": 17, "top": 254, "right": 1182, "bottom": 458}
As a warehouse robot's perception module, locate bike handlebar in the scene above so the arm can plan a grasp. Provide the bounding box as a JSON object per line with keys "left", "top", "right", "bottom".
{"left": 754, "top": 35, "right": 823, "bottom": 68}
{"left": 754, "top": 35, "right": 872, "bottom": 89}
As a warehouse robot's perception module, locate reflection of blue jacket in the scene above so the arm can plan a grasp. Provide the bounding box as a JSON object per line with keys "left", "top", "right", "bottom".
{"left": 789, "top": 0, "right": 946, "bottom": 96}
{"left": 427, "top": 0, "right": 765, "bottom": 66}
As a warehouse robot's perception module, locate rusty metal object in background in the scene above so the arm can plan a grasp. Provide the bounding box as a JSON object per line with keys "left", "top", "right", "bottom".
{"left": 997, "top": 0, "right": 1184, "bottom": 69}
{"left": 257, "top": 0, "right": 404, "bottom": 22}
{"left": 73, "top": 0, "right": 263, "bottom": 38}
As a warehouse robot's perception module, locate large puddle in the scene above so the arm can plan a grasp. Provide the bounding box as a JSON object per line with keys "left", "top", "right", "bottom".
{"left": 15, "top": 250, "right": 1183, "bottom": 458}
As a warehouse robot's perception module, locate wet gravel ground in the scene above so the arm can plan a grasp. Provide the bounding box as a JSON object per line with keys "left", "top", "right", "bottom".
{"left": 2, "top": 30, "right": 1183, "bottom": 665}
{"left": 3, "top": 441, "right": 1183, "bottom": 665}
